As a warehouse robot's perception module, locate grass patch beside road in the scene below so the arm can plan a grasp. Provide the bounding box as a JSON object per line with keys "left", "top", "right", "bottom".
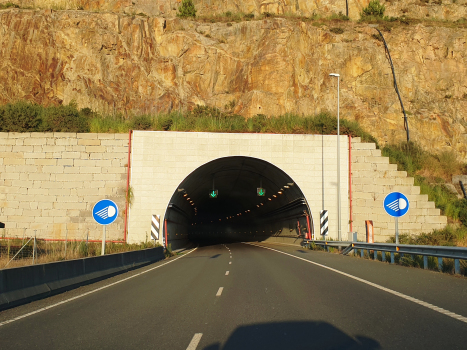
{"left": 0, "top": 238, "right": 160, "bottom": 269}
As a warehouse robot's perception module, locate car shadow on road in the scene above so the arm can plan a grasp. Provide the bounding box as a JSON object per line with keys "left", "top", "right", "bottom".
{"left": 202, "top": 321, "right": 380, "bottom": 350}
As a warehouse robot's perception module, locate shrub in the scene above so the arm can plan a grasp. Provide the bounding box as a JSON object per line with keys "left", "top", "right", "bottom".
{"left": 177, "top": 0, "right": 196, "bottom": 18}
{"left": 0, "top": 2, "right": 19, "bottom": 9}
{"left": 131, "top": 115, "right": 153, "bottom": 130}
{"left": 329, "top": 12, "right": 350, "bottom": 21}
{"left": 42, "top": 103, "right": 89, "bottom": 132}
{"left": 0, "top": 101, "right": 43, "bottom": 132}
{"left": 330, "top": 27, "right": 345, "bottom": 34}
{"left": 361, "top": 0, "right": 386, "bottom": 18}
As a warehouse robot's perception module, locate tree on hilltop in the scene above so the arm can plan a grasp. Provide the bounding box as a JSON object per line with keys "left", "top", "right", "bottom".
{"left": 177, "top": 0, "right": 197, "bottom": 18}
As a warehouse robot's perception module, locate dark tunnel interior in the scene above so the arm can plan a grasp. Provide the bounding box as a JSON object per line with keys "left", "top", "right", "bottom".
{"left": 164, "top": 157, "right": 313, "bottom": 248}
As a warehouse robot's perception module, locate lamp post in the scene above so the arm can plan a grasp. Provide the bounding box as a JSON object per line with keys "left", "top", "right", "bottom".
{"left": 329, "top": 73, "right": 341, "bottom": 241}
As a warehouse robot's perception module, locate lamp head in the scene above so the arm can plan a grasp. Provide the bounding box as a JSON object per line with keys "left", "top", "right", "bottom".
{"left": 329, "top": 73, "right": 340, "bottom": 77}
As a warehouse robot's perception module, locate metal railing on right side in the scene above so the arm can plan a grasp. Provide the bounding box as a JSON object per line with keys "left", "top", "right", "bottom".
{"left": 302, "top": 240, "right": 467, "bottom": 275}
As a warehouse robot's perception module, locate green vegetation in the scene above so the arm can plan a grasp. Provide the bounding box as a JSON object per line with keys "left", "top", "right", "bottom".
{"left": 0, "top": 102, "right": 378, "bottom": 144}
{"left": 199, "top": 12, "right": 255, "bottom": 23}
{"left": 0, "top": 2, "right": 19, "bottom": 9}
{"left": 387, "top": 225, "right": 467, "bottom": 247}
{"left": 382, "top": 142, "right": 467, "bottom": 227}
{"left": 330, "top": 27, "right": 345, "bottom": 34}
{"left": 361, "top": 0, "right": 386, "bottom": 19}
{"left": 177, "top": 0, "right": 197, "bottom": 18}
{"left": 0, "top": 101, "right": 89, "bottom": 132}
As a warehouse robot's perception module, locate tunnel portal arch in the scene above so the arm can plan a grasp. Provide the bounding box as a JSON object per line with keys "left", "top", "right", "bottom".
{"left": 163, "top": 156, "right": 314, "bottom": 248}
{"left": 127, "top": 131, "right": 349, "bottom": 245}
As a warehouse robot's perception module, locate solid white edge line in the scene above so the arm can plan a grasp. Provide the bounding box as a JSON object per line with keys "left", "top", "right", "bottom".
{"left": 255, "top": 241, "right": 302, "bottom": 248}
{"left": 0, "top": 247, "right": 199, "bottom": 328}
{"left": 186, "top": 333, "right": 203, "bottom": 350}
{"left": 216, "top": 287, "right": 224, "bottom": 296}
{"left": 244, "top": 242, "right": 467, "bottom": 324}
{"left": 225, "top": 271, "right": 229, "bottom": 276}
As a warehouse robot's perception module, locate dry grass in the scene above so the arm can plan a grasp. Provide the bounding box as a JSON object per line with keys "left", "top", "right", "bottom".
{"left": 0, "top": 239, "right": 160, "bottom": 270}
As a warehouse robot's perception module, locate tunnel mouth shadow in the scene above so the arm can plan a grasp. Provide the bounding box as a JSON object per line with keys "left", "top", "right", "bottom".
{"left": 202, "top": 321, "right": 381, "bottom": 350}
{"left": 164, "top": 156, "right": 314, "bottom": 249}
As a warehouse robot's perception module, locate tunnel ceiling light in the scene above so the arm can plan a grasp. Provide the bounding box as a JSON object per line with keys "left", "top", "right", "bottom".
{"left": 260, "top": 203, "right": 264, "bottom": 206}
{"left": 186, "top": 197, "right": 190, "bottom": 200}
{"left": 284, "top": 185, "right": 289, "bottom": 189}
{"left": 268, "top": 198, "right": 272, "bottom": 201}
{"left": 287, "top": 182, "right": 294, "bottom": 186}
{"left": 278, "top": 191, "right": 282, "bottom": 194}
{"left": 178, "top": 188, "right": 185, "bottom": 192}
{"left": 273, "top": 195, "right": 277, "bottom": 198}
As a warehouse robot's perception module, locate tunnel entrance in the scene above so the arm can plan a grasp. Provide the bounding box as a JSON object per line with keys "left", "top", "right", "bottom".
{"left": 163, "top": 157, "right": 313, "bottom": 248}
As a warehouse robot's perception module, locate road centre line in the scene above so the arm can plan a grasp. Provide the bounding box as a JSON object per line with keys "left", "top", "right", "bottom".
{"left": 245, "top": 242, "right": 467, "bottom": 324}
{"left": 0, "top": 247, "right": 198, "bottom": 328}
{"left": 186, "top": 333, "right": 203, "bottom": 350}
{"left": 225, "top": 271, "right": 229, "bottom": 276}
{"left": 216, "top": 287, "right": 224, "bottom": 296}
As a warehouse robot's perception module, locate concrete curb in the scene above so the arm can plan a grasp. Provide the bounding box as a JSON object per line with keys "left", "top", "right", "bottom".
{"left": 0, "top": 246, "right": 164, "bottom": 311}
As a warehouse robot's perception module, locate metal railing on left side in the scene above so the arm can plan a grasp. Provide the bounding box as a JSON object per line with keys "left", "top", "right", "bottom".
{"left": 302, "top": 239, "right": 467, "bottom": 275}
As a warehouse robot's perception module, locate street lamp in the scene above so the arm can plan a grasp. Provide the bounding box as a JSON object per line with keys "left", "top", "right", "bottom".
{"left": 329, "top": 73, "right": 341, "bottom": 241}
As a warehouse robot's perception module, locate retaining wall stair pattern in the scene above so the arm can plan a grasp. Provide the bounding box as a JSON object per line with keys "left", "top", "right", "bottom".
{"left": 0, "top": 132, "right": 128, "bottom": 241}
{"left": 351, "top": 137, "right": 447, "bottom": 242}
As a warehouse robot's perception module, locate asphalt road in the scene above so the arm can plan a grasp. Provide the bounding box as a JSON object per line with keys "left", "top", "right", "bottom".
{"left": 1, "top": 242, "right": 467, "bottom": 349}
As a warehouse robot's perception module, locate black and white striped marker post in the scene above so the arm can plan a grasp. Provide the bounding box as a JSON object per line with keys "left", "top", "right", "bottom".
{"left": 320, "top": 210, "right": 328, "bottom": 236}
{"left": 151, "top": 215, "right": 160, "bottom": 240}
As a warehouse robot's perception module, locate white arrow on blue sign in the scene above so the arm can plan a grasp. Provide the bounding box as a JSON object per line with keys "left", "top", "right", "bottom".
{"left": 93, "top": 199, "right": 119, "bottom": 225}
{"left": 383, "top": 192, "right": 409, "bottom": 217}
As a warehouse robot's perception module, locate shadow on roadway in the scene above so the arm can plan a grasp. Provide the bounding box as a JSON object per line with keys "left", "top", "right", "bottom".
{"left": 203, "top": 321, "right": 380, "bottom": 350}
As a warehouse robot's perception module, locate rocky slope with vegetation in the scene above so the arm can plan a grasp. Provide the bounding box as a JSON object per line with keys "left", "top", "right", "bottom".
{"left": 0, "top": 6, "right": 466, "bottom": 159}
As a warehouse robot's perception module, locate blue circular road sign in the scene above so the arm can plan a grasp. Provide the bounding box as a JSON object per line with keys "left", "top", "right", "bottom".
{"left": 92, "top": 199, "right": 119, "bottom": 225}
{"left": 384, "top": 192, "right": 409, "bottom": 217}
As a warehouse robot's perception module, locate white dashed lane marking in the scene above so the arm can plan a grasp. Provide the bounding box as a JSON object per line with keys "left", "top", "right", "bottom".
{"left": 216, "top": 287, "right": 224, "bottom": 296}
{"left": 225, "top": 271, "right": 229, "bottom": 276}
{"left": 186, "top": 333, "right": 203, "bottom": 350}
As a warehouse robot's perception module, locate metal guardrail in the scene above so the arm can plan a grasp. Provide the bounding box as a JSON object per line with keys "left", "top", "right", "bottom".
{"left": 302, "top": 240, "right": 467, "bottom": 275}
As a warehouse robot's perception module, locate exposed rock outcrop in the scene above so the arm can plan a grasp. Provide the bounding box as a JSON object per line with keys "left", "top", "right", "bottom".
{"left": 0, "top": 9, "right": 466, "bottom": 158}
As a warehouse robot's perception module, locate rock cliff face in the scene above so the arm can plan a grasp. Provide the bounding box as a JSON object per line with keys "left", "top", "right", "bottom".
{"left": 0, "top": 9, "right": 466, "bottom": 158}
{"left": 5, "top": 0, "right": 467, "bottom": 20}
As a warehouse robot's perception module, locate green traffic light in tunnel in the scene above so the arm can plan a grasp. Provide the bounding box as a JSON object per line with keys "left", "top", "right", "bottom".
{"left": 209, "top": 190, "right": 218, "bottom": 198}
{"left": 257, "top": 188, "right": 266, "bottom": 196}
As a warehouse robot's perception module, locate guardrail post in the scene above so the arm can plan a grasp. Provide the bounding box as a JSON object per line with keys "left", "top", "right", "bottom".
{"left": 373, "top": 250, "right": 377, "bottom": 260}
{"left": 382, "top": 251, "right": 386, "bottom": 262}
{"left": 455, "top": 259, "right": 461, "bottom": 275}
{"left": 390, "top": 252, "right": 395, "bottom": 264}
{"left": 437, "top": 257, "right": 443, "bottom": 271}
{"left": 423, "top": 256, "right": 428, "bottom": 269}
{"left": 360, "top": 249, "right": 364, "bottom": 258}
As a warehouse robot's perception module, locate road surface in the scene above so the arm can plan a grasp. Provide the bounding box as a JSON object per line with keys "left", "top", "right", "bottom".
{"left": 1, "top": 242, "right": 466, "bottom": 349}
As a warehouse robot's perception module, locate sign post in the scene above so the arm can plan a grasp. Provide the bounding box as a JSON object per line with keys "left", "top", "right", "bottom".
{"left": 383, "top": 192, "right": 409, "bottom": 244}
{"left": 92, "top": 199, "right": 119, "bottom": 255}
